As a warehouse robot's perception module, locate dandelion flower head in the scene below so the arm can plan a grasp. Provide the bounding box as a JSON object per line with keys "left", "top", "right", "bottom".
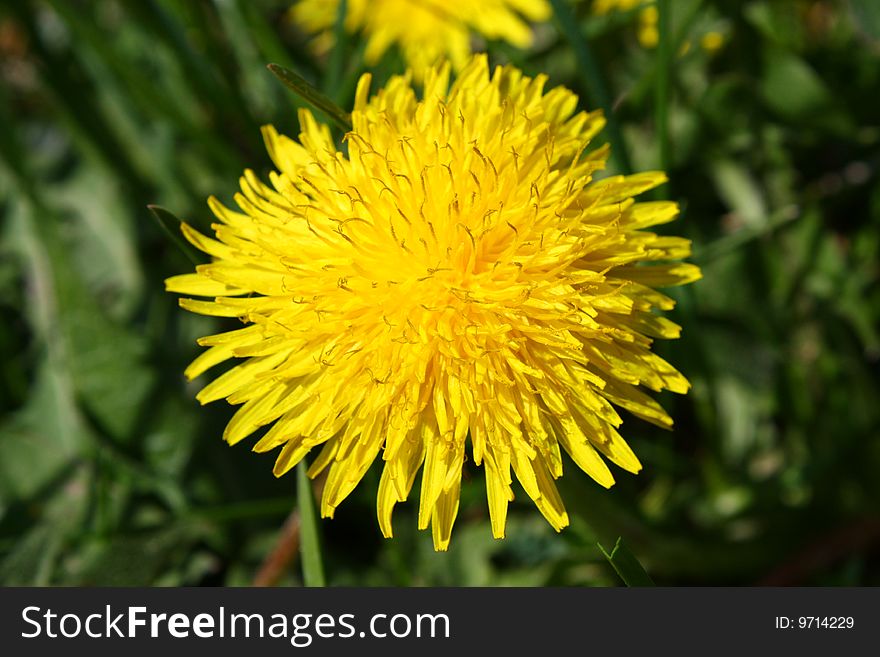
{"left": 291, "top": 0, "right": 550, "bottom": 79}
{"left": 166, "top": 55, "right": 701, "bottom": 550}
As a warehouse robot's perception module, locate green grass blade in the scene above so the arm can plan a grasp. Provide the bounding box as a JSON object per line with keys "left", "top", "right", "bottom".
{"left": 42, "top": 0, "right": 242, "bottom": 174}
{"left": 234, "top": 0, "right": 293, "bottom": 67}
{"left": 125, "top": 1, "right": 235, "bottom": 114}
{"left": 268, "top": 63, "right": 353, "bottom": 132}
{"left": 8, "top": 5, "right": 144, "bottom": 190}
{"left": 599, "top": 537, "right": 655, "bottom": 586}
{"left": 297, "top": 463, "right": 326, "bottom": 587}
{"left": 607, "top": 1, "right": 703, "bottom": 146}
{"left": 147, "top": 205, "right": 206, "bottom": 266}
{"left": 656, "top": 0, "right": 672, "bottom": 171}
{"left": 324, "top": 0, "right": 349, "bottom": 98}
{"left": 693, "top": 205, "right": 799, "bottom": 264}
{"left": 548, "top": 0, "right": 631, "bottom": 174}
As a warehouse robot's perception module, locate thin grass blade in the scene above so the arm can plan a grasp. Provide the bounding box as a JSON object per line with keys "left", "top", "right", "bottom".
{"left": 268, "top": 63, "right": 352, "bottom": 132}
{"left": 599, "top": 537, "right": 655, "bottom": 586}
{"left": 548, "top": 0, "right": 631, "bottom": 174}
{"left": 656, "top": 0, "right": 672, "bottom": 171}
{"left": 324, "top": 0, "right": 349, "bottom": 97}
{"left": 147, "top": 206, "right": 206, "bottom": 266}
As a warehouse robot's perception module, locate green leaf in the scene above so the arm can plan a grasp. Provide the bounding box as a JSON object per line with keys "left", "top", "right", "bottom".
{"left": 709, "top": 159, "right": 768, "bottom": 228}
{"left": 148, "top": 205, "right": 207, "bottom": 266}
{"left": 0, "top": 358, "right": 85, "bottom": 503}
{"left": 1, "top": 180, "right": 154, "bottom": 448}
{"left": 0, "top": 523, "right": 65, "bottom": 586}
{"left": 58, "top": 167, "right": 144, "bottom": 320}
{"left": 760, "top": 49, "right": 834, "bottom": 122}
{"left": 598, "top": 537, "right": 655, "bottom": 586}
{"left": 297, "top": 463, "right": 326, "bottom": 587}
{"left": 69, "top": 527, "right": 203, "bottom": 586}
{"left": 62, "top": 287, "right": 155, "bottom": 442}
{"left": 744, "top": 1, "right": 805, "bottom": 50}
{"left": 267, "top": 63, "right": 353, "bottom": 132}
{"left": 0, "top": 465, "right": 90, "bottom": 585}
{"left": 850, "top": 0, "right": 880, "bottom": 43}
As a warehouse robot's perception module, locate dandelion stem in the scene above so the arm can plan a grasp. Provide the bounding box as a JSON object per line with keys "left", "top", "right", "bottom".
{"left": 297, "top": 463, "right": 326, "bottom": 586}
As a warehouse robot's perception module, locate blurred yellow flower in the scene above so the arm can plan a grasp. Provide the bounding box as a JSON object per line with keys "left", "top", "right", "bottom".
{"left": 592, "top": 0, "right": 643, "bottom": 15}
{"left": 700, "top": 31, "right": 725, "bottom": 53}
{"left": 166, "top": 56, "right": 700, "bottom": 550}
{"left": 592, "top": 0, "right": 660, "bottom": 48}
{"left": 593, "top": 0, "right": 726, "bottom": 53}
{"left": 291, "top": 0, "right": 550, "bottom": 78}
{"left": 637, "top": 4, "right": 659, "bottom": 49}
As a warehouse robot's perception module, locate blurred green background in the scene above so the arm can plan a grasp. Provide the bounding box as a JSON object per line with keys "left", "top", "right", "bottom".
{"left": 1, "top": 0, "right": 878, "bottom": 586}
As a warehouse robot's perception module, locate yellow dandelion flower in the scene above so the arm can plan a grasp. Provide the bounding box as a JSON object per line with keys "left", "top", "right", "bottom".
{"left": 291, "top": 0, "right": 550, "bottom": 77}
{"left": 166, "top": 55, "right": 700, "bottom": 551}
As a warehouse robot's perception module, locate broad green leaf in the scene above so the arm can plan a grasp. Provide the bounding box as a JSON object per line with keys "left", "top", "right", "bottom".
{"left": 0, "top": 358, "right": 85, "bottom": 503}
{"left": 849, "top": 0, "right": 880, "bottom": 43}
{"left": 744, "top": 1, "right": 805, "bottom": 50}
{"left": 69, "top": 526, "right": 203, "bottom": 586}
{"left": 0, "top": 523, "right": 65, "bottom": 586}
{"left": 1, "top": 69, "right": 155, "bottom": 445}
{"left": 0, "top": 466, "right": 89, "bottom": 585}
{"left": 710, "top": 159, "right": 768, "bottom": 228}
{"left": 760, "top": 50, "right": 834, "bottom": 122}
{"left": 52, "top": 255, "right": 155, "bottom": 442}
{"left": 57, "top": 165, "right": 144, "bottom": 320}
